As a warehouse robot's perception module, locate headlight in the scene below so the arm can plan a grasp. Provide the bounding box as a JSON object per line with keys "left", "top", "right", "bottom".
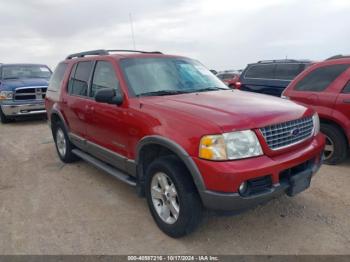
{"left": 312, "top": 113, "right": 320, "bottom": 136}
{"left": 0, "top": 91, "right": 13, "bottom": 100}
{"left": 199, "top": 130, "right": 263, "bottom": 160}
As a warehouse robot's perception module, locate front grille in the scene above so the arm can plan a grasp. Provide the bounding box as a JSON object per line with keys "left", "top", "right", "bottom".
{"left": 260, "top": 116, "right": 314, "bottom": 150}
{"left": 14, "top": 87, "right": 47, "bottom": 101}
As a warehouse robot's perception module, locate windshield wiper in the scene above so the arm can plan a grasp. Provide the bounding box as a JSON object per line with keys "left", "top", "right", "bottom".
{"left": 136, "top": 90, "right": 188, "bottom": 97}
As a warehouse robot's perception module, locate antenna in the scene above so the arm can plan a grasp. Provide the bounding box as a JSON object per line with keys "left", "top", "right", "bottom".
{"left": 129, "top": 13, "right": 136, "bottom": 50}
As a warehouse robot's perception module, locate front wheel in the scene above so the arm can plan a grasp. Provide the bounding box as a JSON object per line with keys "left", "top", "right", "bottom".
{"left": 145, "top": 156, "right": 202, "bottom": 238}
{"left": 0, "top": 108, "right": 11, "bottom": 124}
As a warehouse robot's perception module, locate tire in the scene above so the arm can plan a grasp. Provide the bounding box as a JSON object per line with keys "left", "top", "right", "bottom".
{"left": 0, "top": 108, "right": 11, "bottom": 124}
{"left": 321, "top": 123, "right": 348, "bottom": 165}
{"left": 145, "top": 155, "right": 202, "bottom": 238}
{"left": 52, "top": 121, "right": 78, "bottom": 163}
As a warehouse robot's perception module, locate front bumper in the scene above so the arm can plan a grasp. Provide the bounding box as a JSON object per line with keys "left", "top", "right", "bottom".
{"left": 195, "top": 133, "right": 325, "bottom": 211}
{"left": 0, "top": 100, "right": 46, "bottom": 117}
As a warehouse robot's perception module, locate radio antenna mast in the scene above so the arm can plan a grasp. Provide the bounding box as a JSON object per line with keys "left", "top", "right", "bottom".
{"left": 129, "top": 13, "right": 136, "bottom": 49}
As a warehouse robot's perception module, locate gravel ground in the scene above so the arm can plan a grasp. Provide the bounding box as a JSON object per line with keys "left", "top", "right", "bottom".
{"left": 0, "top": 119, "right": 349, "bottom": 255}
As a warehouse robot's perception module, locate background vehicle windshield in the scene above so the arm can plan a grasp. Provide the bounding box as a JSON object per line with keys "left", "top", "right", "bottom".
{"left": 120, "top": 58, "right": 228, "bottom": 96}
{"left": 1, "top": 65, "right": 52, "bottom": 80}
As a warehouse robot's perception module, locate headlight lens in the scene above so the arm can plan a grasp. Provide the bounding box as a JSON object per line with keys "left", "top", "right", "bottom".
{"left": 199, "top": 130, "right": 263, "bottom": 160}
{"left": 0, "top": 91, "right": 13, "bottom": 100}
{"left": 312, "top": 113, "right": 320, "bottom": 135}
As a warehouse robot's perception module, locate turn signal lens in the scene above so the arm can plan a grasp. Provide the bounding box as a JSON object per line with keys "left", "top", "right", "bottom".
{"left": 199, "top": 135, "right": 227, "bottom": 160}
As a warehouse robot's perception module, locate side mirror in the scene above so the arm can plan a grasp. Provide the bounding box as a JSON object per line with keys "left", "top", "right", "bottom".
{"left": 95, "top": 88, "right": 123, "bottom": 106}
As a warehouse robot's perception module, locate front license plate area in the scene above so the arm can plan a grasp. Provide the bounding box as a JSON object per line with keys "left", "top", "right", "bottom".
{"left": 286, "top": 170, "right": 312, "bottom": 197}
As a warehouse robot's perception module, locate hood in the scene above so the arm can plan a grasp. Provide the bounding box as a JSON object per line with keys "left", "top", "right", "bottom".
{"left": 140, "top": 90, "right": 312, "bottom": 133}
{"left": 0, "top": 78, "right": 49, "bottom": 91}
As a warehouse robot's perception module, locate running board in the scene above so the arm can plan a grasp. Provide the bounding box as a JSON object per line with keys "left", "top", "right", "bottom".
{"left": 72, "top": 149, "right": 137, "bottom": 187}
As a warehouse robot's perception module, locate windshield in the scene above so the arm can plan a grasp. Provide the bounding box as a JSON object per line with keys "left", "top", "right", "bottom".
{"left": 1, "top": 65, "right": 52, "bottom": 80}
{"left": 120, "top": 58, "right": 228, "bottom": 96}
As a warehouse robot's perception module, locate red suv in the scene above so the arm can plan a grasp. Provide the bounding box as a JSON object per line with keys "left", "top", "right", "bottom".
{"left": 45, "top": 50, "right": 325, "bottom": 237}
{"left": 283, "top": 56, "right": 350, "bottom": 165}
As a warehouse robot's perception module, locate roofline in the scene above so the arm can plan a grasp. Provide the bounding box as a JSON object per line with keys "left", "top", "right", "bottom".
{"left": 65, "top": 49, "right": 163, "bottom": 60}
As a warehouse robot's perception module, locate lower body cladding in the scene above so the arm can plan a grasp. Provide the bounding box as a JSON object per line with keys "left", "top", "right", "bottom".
{"left": 0, "top": 100, "right": 46, "bottom": 117}
{"left": 195, "top": 133, "right": 325, "bottom": 211}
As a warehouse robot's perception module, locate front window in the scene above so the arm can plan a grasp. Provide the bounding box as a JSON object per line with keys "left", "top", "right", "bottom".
{"left": 1, "top": 65, "right": 51, "bottom": 80}
{"left": 120, "top": 58, "right": 228, "bottom": 96}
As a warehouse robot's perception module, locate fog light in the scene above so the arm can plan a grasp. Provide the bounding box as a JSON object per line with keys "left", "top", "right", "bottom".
{"left": 238, "top": 181, "right": 247, "bottom": 194}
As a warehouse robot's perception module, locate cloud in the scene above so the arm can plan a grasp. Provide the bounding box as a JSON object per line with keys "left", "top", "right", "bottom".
{"left": 0, "top": 0, "right": 349, "bottom": 70}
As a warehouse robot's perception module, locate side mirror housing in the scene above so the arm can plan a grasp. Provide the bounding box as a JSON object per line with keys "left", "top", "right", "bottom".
{"left": 95, "top": 88, "right": 123, "bottom": 106}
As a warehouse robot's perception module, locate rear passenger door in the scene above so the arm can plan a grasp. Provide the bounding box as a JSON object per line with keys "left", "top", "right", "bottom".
{"left": 63, "top": 61, "right": 94, "bottom": 142}
{"left": 84, "top": 60, "right": 130, "bottom": 171}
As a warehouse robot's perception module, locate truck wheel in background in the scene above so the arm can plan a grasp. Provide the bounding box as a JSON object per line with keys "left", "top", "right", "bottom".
{"left": 321, "top": 123, "right": 348, "bottom": 165}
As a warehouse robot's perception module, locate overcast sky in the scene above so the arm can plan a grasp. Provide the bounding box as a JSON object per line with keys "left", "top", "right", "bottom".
{"left": 0, "top": 0, "right": 349, "bottom": 71}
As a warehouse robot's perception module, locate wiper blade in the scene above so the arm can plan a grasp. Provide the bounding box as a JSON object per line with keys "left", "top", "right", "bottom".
{"left": 137, "top": 90, "right": 188, "bottom": 97}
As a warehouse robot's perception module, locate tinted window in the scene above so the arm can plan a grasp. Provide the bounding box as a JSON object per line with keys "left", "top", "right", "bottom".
{"left": 275, "top": 64, "right": 303, "bottom": 80}
{"left": 294, "top": 64, "right": 349, "bottom": 92}
{"left": 48, "top": 63, "right": 67, "bottom": 91}
{"left": 343, "top": 81, "right": 350, "bottom": 93}
{"left": 68, "top": 61, "right": 93, "bottom": 96}
{"left": 91, "top": 61, "right": 120, "bottom": 97}
{"left": 245, "top": 64, "right": 275, "bottom": 79}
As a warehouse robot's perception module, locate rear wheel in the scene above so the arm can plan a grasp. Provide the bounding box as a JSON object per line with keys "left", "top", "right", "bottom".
{"left": 145, "top": 155, "right": 202, "bottom": 238}
{"left": 321, "top": 123, "right": 348, "bottom": 165}
{"left": 53, "top": 122, "right": 78, "bottom": 163}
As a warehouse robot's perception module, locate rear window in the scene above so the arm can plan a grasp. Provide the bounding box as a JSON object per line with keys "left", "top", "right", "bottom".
{"left": 275, "top": 64, "right": 304, "bottom": 80}
{"left": 68, "top": 61, "right": 94, "bottom": 96}
{"left": 245, "top": 64, "right": 275, "bottom": 79}
{"left": 294, "top": 64, "right": 350, "bottom": 92}
{"left": 48, "top": 63, "right": 67, "bottom": 91}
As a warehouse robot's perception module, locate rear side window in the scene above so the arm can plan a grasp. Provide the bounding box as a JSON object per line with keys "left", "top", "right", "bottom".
{"left": 343, "top": 81, "right": 350, "bottom": 93}
{"left": 294, "top": 64, "right": 349, "bottom": 92}
{"left": 275, "top": 64, "right": 304, "bottom": 80}
{"left": 91, "top": 61, "right": 120, "bottom": 97}
{"left": 48, "top": 63, "right": 67, "bottom": 91}
{"left": 245, "top": 64, "right": 275, "bottom": 79}
{"left": 68, "top": 61, "right": 93, "bottom": 96}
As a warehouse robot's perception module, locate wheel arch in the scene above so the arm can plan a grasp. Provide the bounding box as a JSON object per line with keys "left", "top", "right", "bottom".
{"left": 136, "top": 136, "right": 206, "bottom": 196}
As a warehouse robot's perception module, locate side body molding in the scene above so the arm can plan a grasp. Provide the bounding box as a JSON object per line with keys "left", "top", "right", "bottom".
{"left": 136, "top": 135, "right": 206, "bottom": 194}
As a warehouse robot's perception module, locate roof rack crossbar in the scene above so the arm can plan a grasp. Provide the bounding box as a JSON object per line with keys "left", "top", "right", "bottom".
{"left": 326, "top": 55, "right": 350, "bottom": 60}
{"left": 107, "top": 49, "right": 163, "bottom": 54}
{"left": 257, "top": 59, "right": 310, "bottom": 63}
{"left": 66, "top": 49, "right": 163, "bottom": 59}
{"left": 66, "top": 49, "right": 109, "bottom": 59}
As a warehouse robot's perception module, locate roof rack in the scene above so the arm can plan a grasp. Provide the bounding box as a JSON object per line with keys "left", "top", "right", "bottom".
{"left": 66, "top": 49, "right": 163, "bottom": 59}
{"left": 326, "top": 55, "right": 350, "bottom": 60}
{"left": 257, "top": 59, "right": 310, "bottom": 64}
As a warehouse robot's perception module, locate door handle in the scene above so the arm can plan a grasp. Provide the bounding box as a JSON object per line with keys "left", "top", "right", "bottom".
{"left": 343, "top": 99, "right": 350, "bottom": 104}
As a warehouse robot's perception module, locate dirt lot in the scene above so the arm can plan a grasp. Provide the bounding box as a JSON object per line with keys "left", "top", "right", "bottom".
{"left": 0, "top": 119, "right": 349, "bottom": 255}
